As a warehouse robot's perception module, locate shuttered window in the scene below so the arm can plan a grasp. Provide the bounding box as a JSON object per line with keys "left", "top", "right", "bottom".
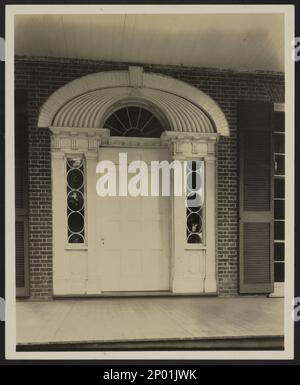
{"left": 243, "top": 223, "right": 270, "bottom": 284}
{"left": 274, "top": 111, "right": 285, "bottom": 283}
{"left": 243, "top": 131, "right": 271, "bottom": 211}
{"left": 238, "top": 101, "right": 274, "bottom": 294}
{"left": 15, "top": 90, "right": 29, "bottom": 297}
{"left": 15, "top": 219, "right": 27, "bottom": 288}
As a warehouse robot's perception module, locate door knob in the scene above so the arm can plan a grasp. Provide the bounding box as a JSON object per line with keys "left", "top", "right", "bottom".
{"left": 100, "top": 238, "right": 105, "bottom": 245}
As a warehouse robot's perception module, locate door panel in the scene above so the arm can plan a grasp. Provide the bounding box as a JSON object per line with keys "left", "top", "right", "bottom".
{"left": 98, "top": 147, "right": 170, "bottom": 292}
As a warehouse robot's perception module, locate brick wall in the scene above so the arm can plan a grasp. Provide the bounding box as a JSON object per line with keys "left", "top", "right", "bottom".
{"left": 15, "top": 56, "right": 284, "bottom": 298}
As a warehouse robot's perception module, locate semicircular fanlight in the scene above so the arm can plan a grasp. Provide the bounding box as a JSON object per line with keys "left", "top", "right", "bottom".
{"left": 104, "top": 106, "right": 165, "bottom": 138}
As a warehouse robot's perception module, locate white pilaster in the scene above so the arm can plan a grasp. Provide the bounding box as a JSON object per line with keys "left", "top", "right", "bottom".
{"left": 204, "top": 156, "right": 217, "bottom": 293}
{"left": 51, "top": 151, "right": 67, "bottom": 294}
{"left": 85, "top": 152, "right": 101, "bottom": 294}
{"left": 162, "top": 131, "right": 218, "bottom": 294}
{"left": 50, "top": 127, "right": 109, "bottom": 295}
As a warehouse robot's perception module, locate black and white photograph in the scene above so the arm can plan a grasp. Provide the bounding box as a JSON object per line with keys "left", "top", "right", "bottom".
{"left": 1, "top": 3, "right": 298, "bottom": 363}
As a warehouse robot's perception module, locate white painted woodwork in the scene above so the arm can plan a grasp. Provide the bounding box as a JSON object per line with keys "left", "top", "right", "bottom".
{"left": 51, "top": 128, "right": 106, "bottom": 295}
{"left": 204, "top": 156, "right": 217, "bottom": 292}
{"left": 52, "top": 87, "right": 215, "bottom": 134}
{"left": 15, "top": 14, "right": 284, "bottom": 72}
{"left": 47, "top": 69, "right": 223, "bottom": 295}
{"left": 97, "top": 147, "right": 170, "bottom": 292}
{"left": 85, "top": 152, "right": 101, "bottom": 294}
{"left": 51, "top": 128, "right": 218, "bottom": 295}
{"left": 38, "top": 67, "right": 229, "bottom": 137}
{"left": 52, "top": 151, "right": 71, "bottom": 295}
{"left": 161, "top": 132, "right": 218, "bottom": 293}
{"left": 270, "top": 283, "right": 285, "bottom": 298}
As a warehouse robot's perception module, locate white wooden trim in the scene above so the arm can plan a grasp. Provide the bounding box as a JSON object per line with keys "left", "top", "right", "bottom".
{"left": 50, "top": 113, "right": 219, "bottom": 295}
{"left": 163, "top": 131, "right": 218, "bottom": 294}
{"left": 38, "top": 67, "right": 229, "bottom": 136}
{"left": 204, "top": 156, "right": 217, "bottom": 293}
{"left": 269, "top": 282, "right": 284, "bottom": 297}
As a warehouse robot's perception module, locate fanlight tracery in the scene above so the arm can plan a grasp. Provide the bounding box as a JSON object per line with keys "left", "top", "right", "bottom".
{"left": 66, "top": 157, "right": 85, "bottom": 244}
{"left": 104, "top": 106, "right": 165, "bottom": 138}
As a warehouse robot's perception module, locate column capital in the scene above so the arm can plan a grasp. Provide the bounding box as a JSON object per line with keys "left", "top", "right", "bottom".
{"left": 205, "top": 155, "right": 216, "bottom": 163}
{"left": 161, "top": 131, "right": 218, "bottom": 159}
{"left": 52, "top": 151, "right": 65, "bottom": 160}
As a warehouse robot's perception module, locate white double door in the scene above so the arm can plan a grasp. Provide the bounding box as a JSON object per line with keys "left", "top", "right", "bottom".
{"left": 97, "top": 147, "right": 170, "bottom": 292}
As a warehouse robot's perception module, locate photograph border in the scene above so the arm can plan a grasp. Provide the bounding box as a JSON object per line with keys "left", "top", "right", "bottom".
{"left": 4, "top": 3, "right": 296, "bottom": 361}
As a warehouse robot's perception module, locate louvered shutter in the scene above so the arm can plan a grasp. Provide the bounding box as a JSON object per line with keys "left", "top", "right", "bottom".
{"left": 15, "top": 219, "right": 28, "bottom": 289}
{"left": 15, "top": 90, "right": 29, "bottom": 297}
{"left": 238, "top": 101, "right": 274, "bottom": 293}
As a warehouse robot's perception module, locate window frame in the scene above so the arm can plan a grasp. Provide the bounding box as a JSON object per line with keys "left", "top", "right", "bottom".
{"left": 65, "top": 153, "right": 88, "bottom": 249}
{"left": 273, "top": 103, "right": 285, "bottom": 284}
{"left": 185, "top": 158, "right": 206, "bottom": 247}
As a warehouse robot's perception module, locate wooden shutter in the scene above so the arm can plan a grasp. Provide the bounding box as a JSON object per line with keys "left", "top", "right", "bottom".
{"left": 238, "top": 101, "right": 274, "bottom": 293}
{"left": 15, "top": 90, "right": 29, "bottom": 297}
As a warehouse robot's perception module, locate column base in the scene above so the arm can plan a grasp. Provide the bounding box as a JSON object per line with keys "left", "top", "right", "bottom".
{"left": 204, "top": 276, "right": 217, "bottom": 293}
{"left": 172, "top": 276, "right": 205, "bottom": 293}
{"left": 85, "top": 278, "right": 101, "bottom": 295}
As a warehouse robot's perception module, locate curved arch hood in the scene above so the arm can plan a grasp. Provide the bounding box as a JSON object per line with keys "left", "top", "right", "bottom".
{"left": 38, "top": 67, "right": 229, "bottom": 136}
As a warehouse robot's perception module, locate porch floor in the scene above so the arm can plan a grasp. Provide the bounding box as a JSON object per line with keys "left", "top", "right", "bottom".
{"left": 16, "top": 296, "right": 284, "bottom": 350}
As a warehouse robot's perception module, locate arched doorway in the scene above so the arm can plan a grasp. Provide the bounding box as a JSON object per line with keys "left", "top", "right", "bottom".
{"left": 38, "top": 66, "right": 229, "bottom": 295}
